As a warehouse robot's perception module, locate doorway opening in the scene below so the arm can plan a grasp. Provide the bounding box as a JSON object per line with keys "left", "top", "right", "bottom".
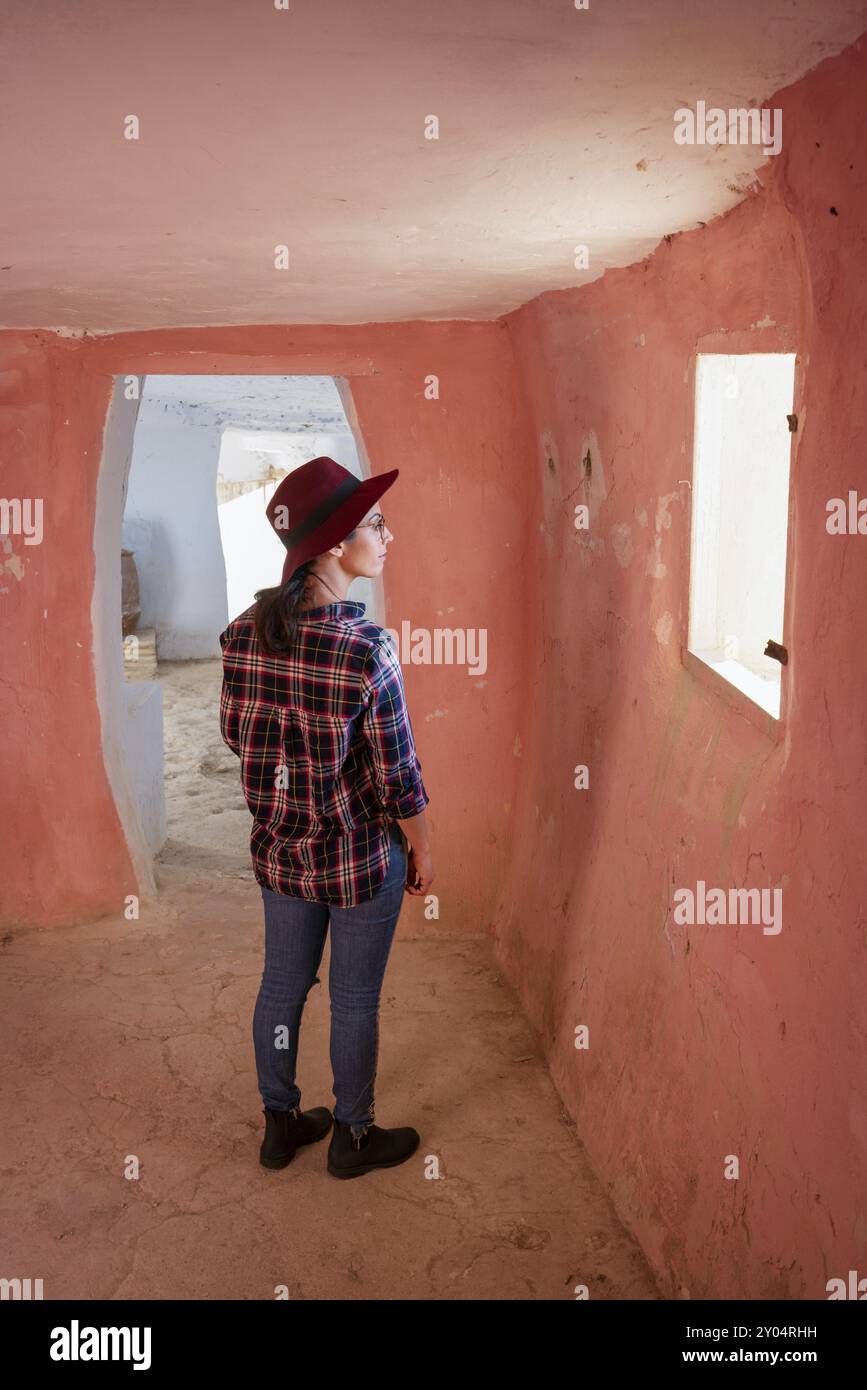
{"left": 96, "top": 373, "right": 377, "bottom": 893}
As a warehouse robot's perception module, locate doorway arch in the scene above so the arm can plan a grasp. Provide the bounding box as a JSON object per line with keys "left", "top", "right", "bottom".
{"left": 91, "top": 370, "right": 382, "bottom": 901}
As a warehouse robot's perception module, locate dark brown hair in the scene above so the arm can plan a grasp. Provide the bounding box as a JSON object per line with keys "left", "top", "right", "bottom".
{"left": 253, "top": 529, "right": 357, "bottom": 655}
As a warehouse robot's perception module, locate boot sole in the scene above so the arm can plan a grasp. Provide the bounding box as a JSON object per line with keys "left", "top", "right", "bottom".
{"left": 327, "top": 1137, "right": 420, "bottom": 1179}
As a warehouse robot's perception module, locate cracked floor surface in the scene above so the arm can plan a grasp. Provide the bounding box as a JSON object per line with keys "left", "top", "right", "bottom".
{"left": 0, "top": 658, "right": 660, "bottom": 1300}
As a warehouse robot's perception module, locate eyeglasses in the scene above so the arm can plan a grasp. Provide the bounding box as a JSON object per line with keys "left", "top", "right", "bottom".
{"left": 359, "top": 513, "right": 388, "bottom": 542}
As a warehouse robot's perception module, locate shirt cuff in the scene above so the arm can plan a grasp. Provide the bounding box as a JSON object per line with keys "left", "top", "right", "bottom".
{"left": 385, "top": 779, "right": 430, "bottom": 820}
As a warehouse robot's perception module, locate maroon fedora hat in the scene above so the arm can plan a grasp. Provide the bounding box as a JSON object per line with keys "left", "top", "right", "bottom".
{"left": 266, "top": 456, "right": 399, "bottom": 585}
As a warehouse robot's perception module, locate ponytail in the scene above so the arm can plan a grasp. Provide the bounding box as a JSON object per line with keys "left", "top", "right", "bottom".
{"left": 252, "top": 525, "right": 358, "bottom": 655}
{"left": 253, "top": 560, "right": 316, "bottom": 655}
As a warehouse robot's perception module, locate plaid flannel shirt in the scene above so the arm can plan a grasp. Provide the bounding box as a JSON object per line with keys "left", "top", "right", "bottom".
{"left": 219, "top": 599, "right": 430, "bottom": 905}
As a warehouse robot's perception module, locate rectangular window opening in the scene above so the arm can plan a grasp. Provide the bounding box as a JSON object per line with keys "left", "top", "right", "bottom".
{"left": 688, "top": 352, "right": 796, "bottom": 720}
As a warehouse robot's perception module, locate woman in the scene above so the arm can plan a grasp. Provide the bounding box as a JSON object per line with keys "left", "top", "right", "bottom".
{"left": 219, "top": 455, "right": 434, "bottom": 1180}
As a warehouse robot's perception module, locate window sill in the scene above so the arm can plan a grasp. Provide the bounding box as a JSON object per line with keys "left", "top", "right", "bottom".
{"left": 682, "top": 647, "right": 786, "bottom": 743}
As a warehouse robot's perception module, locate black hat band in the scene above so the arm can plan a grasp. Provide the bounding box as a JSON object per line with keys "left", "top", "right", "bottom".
{"left": 276, "top": 473, "right": 362, "bottom": 550}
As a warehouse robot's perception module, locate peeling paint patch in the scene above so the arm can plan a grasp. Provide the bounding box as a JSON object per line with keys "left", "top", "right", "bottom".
{"left": 611, "top": 522, "right": 633, "bottom": 568}
{"left": 655, "top": 612, "right": 674, "bottom": 644}
{"left": 635, "top": 507, "right": 648, "bottom": 528}
{"left": 647, "top": 489, "right": 682, "bottom": 579}
{"left": 540, "top": 428, "right": 559, "bottom": 479}
{"left": 752, "top": 314, "right": 775, "bottom": 328}
{"left": 655, "top": 492, "right": 679, "bottom": 531}
{"left": 578, "top": 534, "right": 606, "bottom": 569}
{"left": 513, "top": 734, "right": 523, "bottom": 758}
{"left": 647, "top": 537, "right": 667, "bottom": 579}
{"left": 1, "top": 539, "right": 25, "bottom": 582}
{"left": 424, "top": 708, "right": 448, "bottom": 721}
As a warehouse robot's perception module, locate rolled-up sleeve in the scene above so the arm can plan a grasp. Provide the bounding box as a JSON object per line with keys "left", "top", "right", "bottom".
{"left": 218, "top": 629, "right": 241, "bottom": 758}
{"left": 361, "top": 637, "right": 430, "bottom": 819}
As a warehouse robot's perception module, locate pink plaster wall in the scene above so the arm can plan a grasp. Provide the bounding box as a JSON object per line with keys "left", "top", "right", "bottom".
{"left": 0, "top": 336, "right": 138, "bottom": 920}
{"left": 1, "top": 32, "right": 864, "bottom": 1300}
{"left": 498, "top": 37, "right": 867, "bottom": 1297}
{"left": 0, "top": 323, "right": 532, "bottom": 930}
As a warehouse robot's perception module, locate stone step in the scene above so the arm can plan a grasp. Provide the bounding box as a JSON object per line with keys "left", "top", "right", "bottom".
{"left": 123, "top": 627, "right": 158, "bottom": 681}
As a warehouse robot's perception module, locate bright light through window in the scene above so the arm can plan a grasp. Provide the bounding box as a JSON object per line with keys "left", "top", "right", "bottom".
{"left": 688, "top": 353, "right": 796, "bottom": 719}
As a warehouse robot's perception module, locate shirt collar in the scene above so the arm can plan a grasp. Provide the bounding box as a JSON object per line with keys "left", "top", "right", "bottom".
{"left": 297, "top": 601, "right": 366, "bottom": 621}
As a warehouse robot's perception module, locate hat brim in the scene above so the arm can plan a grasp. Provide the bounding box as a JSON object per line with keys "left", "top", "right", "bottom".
{"left": 279, "top": 468, "right": 400, "bottom": 584}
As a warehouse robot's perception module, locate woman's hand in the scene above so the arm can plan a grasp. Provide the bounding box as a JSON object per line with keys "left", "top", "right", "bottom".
{"left": 405, "top": 845, "right": 434, "bottom": 896}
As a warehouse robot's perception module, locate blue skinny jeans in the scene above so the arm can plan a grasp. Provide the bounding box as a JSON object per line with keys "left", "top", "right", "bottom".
{"left": 253, "top": 822, "right": 408, "bottom": 1139}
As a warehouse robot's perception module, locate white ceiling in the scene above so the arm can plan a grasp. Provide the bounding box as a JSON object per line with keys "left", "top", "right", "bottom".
{"left": 0, "top": 0, "right": 864, "bottom": 330}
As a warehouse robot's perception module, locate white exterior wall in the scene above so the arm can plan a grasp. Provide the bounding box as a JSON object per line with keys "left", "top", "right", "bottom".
{"left": 123, "top": 378, "right": 373, "bottom": 656}
{"left": 122, "top": 403, "right": 228, "bottom": 659}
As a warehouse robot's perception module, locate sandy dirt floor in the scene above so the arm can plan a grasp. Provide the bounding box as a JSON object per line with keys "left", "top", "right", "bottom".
{"left": 0, "top": 659, "right": 660, "bottom": 1300}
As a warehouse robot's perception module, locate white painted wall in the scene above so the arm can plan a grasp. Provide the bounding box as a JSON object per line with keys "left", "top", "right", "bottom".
{"left": 122, "top": 403, "right": 227, "bottom": 659}
{"left": 219, "top": 481, "right": 285, "bottom": 621}
{"left": 123, "top": 377, "right": 377, "bottom": 654}
{"left": 217, "top": 429, "right": 376, "bottom": 621}
{"left": 218, "top": 426, "right": 360, "bottom": 484}
{"left": 121, "top": 682, "right": 167, "bottom": 856}
{"left": 92, "top": 380, "right": 165, "bottom": 896}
